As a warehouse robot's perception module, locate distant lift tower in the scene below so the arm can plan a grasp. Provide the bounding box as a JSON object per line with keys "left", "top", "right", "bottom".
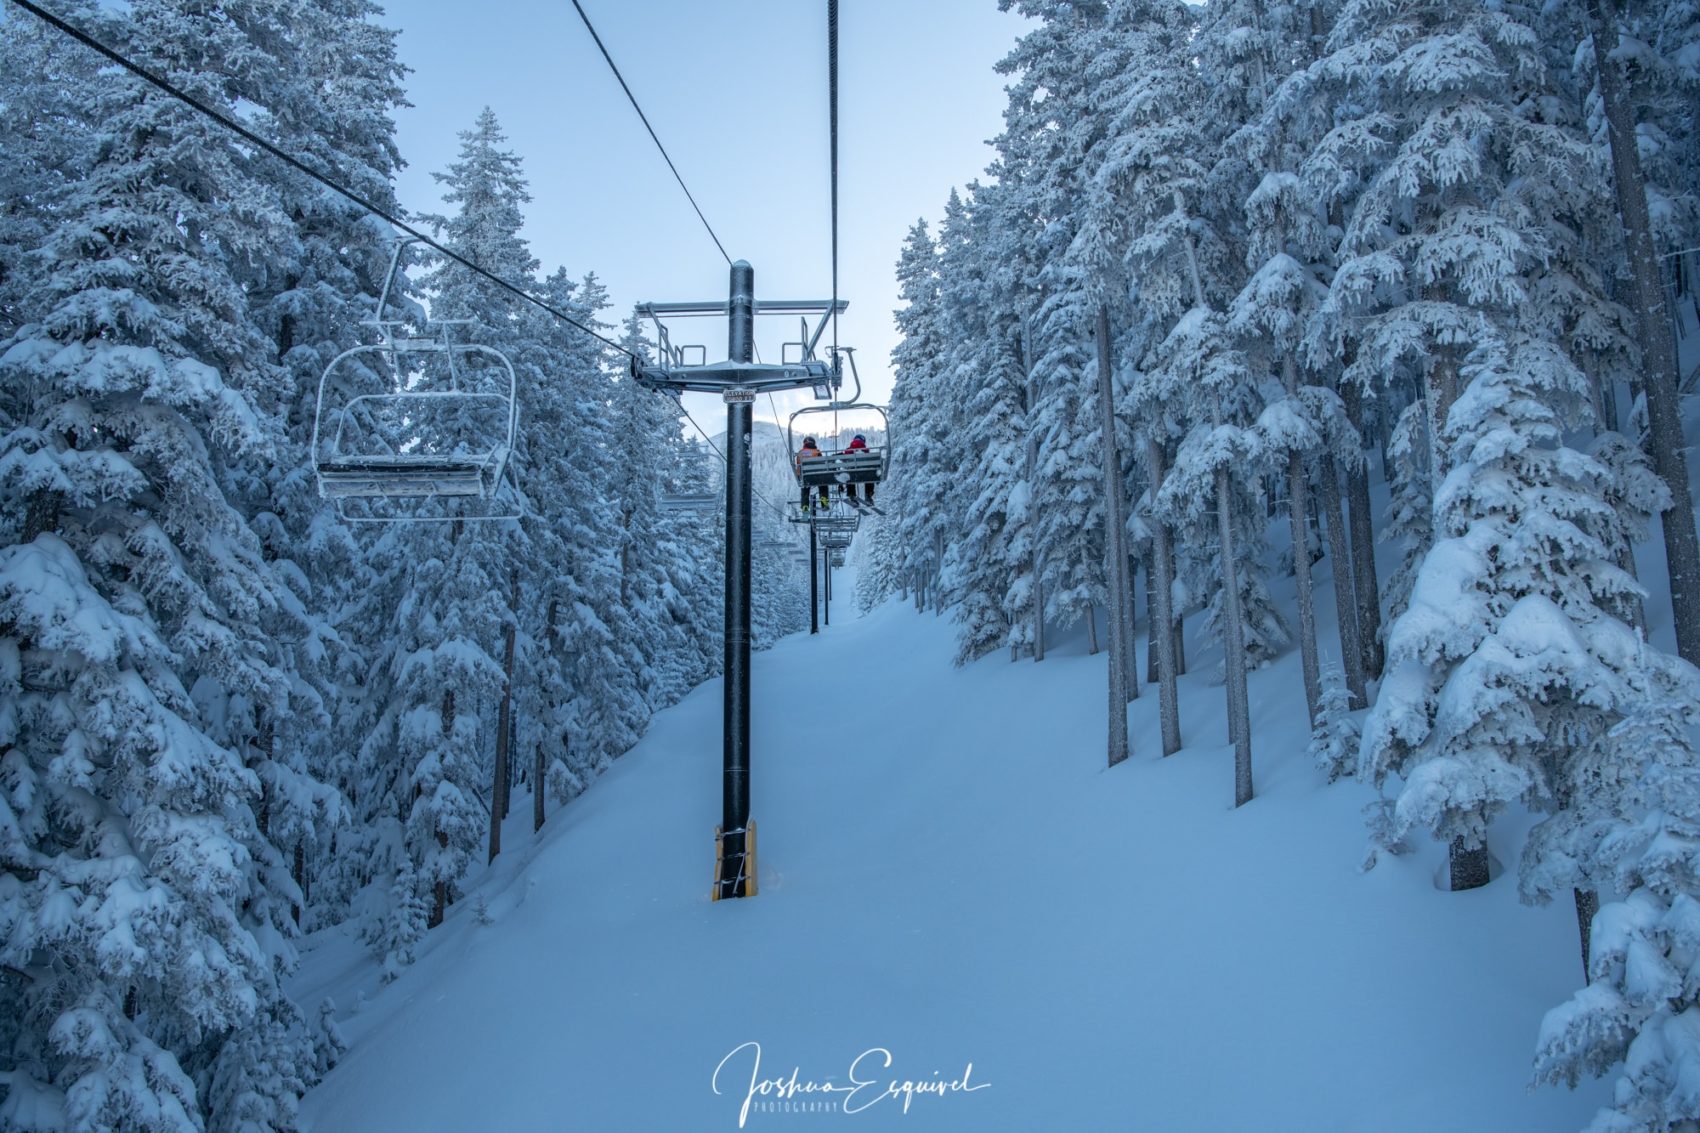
{"left": 634, "top": 262, "right": 845, "bottom": 900}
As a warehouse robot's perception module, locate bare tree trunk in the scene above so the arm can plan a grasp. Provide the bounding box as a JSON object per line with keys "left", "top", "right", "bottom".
{"left": 1098, "top": 303, "right": 1132, "bottom": 765}
{"left": 1340, "top": 380, "right": 1384, "bottom": 679}
{"left": 1023, "top": 316, "right": 1046, "bottom": 664}
{"left": 1318, "top": 455, "right": 1367, "bottom": 709}
{"left": 293, "top": 840, "right": 308, "bottom": 925}
{"left": 934, "top": 531, "right": 946, "bottom": 617}
{"left": 1033, "top": 564, "right": 1046, "bottom": 662}
{"left": 1288, "top": 448, "right": 1322, "bottom": 726}
{"left": 1086, "top": 600, "right": 1099, "bottom": 655}
{"left": 1121, "top": 549, "right": 1140, "bottom": 702}
{"left": 489, "top": 618, "right": 517, "bottom": 863}
{"left": 432, "top": 688, "right": 455, "bottom": 927}
{"left": 1148, "top": 439, "right": 1182, "bottom": 756}
{"left": 533, "top": 739, "right": 547, "bottom": 833}
{"left": 1147, "top": 564, "right": 1160, "bottom": 685}
{"left": 1218, "top": 465, "right": 1253, "bottom": 806}
{"left": 1174, "top": 603, "right": 1187, "bottom": 677}
{"left": 1589, "top": 0, "right": 1700, "bottom": 666}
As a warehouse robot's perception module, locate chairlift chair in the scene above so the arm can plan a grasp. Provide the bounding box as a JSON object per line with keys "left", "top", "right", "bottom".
{"left": 814, "top": 513, "right": 857, "bottom": 551}
{"left": 786, "top": 348, "right": 890, "bottom": 498}
{"left": 312, "top": 240, "right": 520, "bottom": 521}
{"left": 661, "top": 491, "right": 718, "bottom": 514}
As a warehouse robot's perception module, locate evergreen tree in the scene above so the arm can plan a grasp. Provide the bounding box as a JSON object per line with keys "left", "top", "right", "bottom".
{"left": 1360, "top": 341, "right": 1646, "bottom": 890}
{"left": 0, "top": 2, "right": 343, "bottom": 1125}
{"left": 1533, "top": 662, "right": 1700, "bottom": 1130}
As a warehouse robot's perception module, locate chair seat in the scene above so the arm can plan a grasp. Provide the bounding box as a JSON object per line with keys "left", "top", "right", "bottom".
{"left": 798, "top": 451, "right": 883, "bottom": 487}
{"left": 318, "top": 454, "right": 494, "bottom": 499}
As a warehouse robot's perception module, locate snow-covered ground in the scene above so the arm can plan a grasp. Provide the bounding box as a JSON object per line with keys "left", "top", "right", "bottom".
{"left": 294, "top": 556, "right": 1610, "bottom": 1131}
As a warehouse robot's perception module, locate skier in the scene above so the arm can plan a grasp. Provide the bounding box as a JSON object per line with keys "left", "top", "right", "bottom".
{"left": 795, "top": 436, "right": 830, "bottom": 514}
{"left": 841, "top": 434, "right": 875, "bottom": 505}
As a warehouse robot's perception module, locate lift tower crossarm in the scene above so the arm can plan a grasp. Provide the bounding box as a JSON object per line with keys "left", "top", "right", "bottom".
{"left": 630, "top": 359, "right": 832, "bottom": 395}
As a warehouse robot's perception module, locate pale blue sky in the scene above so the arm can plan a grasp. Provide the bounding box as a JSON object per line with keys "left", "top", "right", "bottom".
{"left": 381, "top": 0, "right": 1028, "bottom": 428}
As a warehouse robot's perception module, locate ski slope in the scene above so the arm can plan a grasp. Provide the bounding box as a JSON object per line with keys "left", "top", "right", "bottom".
{"left": 293, "top": 559, "right": 1611, "bottom": 1132}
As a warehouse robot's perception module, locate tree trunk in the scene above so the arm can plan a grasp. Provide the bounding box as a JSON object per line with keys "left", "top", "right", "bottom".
{"left": 1148, "top": 439, "right": 1182, "bottom": 756}
{"left": 533, "top": 738, "right": 547, "bottom": 833}
{"left": 1217, "top": 465, "right": 1253, "bottom": 806}
{"left": 934, "top": 530, "right": 947, "bottom": 617}
{"left": 489, "top": 619, "right": 517, "bottom": 863}
{"left": 1575, "top": 887, "right": 1599, "bottom": 981}
{"left": 1023, "top": 317, "right": 1046, "bottom": 664}
{"left": 1589, "top": 0, "right": 1700, "bottom": 665}
{"left": 293, "top": 840, "right": 308, "bottom": 925}
{"left": 432, "top": 687, "right": 455, "bottom": 928}
{"left": 1147, "top": 564, "right": 1160, "bottom": 686}
{"left": 1449, "top": 836, "right": 1490, "bottom": 892}
{"left": 1288, "top": 448, "right": 1322, "bottom": 726}
{"left": 1340, "top": 380, "right": 1384, "bottom": 679}
{"left": 1122, "top": 549, "right": 1139, "bottom": 702}
{"left": 1098, "top": 303, "right": 1132, "bottom": 766}
{"left": 1086, "top": 600, "right": 1099, "bottom": 655}
{"left": 1174, "top": 601, "right": 1187, "bottom": 677}
{"left": 1033, "top": 564, "right": 1046, "bottom": 662}
{"left": 1318, "top": 455, "right": 1367, "bottom": 709}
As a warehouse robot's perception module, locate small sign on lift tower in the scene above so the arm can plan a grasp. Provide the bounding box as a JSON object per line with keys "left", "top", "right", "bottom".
{"left": 723, "top": 387, "right": 756, "bottom": 404}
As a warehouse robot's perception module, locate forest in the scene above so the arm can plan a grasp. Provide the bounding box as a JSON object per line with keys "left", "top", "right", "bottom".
{"left": 1, "top": 0, "right": 1699, "bottom": 1129}
{"left": 854, "top": 0, "right": 1700, "bottom": 1127}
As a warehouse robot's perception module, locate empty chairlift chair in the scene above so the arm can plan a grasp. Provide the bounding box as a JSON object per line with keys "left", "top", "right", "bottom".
{"left": 312, "top": 241, "right": 520, "bottom": 521}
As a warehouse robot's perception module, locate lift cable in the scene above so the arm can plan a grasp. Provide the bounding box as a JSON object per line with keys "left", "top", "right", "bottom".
{"left": 4, "top": 0, "right": 643, "bottom": 364}
{"left": 568, "top": 0, "right": 732, "bottom": 266}
{"left": 828, "top": 0, "right": 841, "bottom": 364}
{"left": 12, "top": 0, "right": 797, "bottom": 527}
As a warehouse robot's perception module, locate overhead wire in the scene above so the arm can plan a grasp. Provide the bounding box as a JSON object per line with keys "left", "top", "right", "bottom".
{"left": 564, "top": 0, "right": 805, "bottom": 526}
{"left": 13, "top": 0, "right": 804, "bottom": 527}
{"left": 2, "top": 0, "right": 642, "bottom": 364}
{"left": 567, "top": 0, "right": 732, "bottom": 266}
{"left": 828, "top": 0, "right": 840, "bottom": 380}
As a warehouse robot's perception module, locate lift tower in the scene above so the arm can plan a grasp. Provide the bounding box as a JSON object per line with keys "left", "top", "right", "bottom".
{"left": 635, "top": 263, "right": 844, "bottom": 899}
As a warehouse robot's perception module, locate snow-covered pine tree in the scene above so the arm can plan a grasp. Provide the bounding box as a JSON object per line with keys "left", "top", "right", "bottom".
{"left": 1379, "top": 401, "right": 1436, "bottom": 635}
{"left": 1532, "top": 659, "right": 1700, "bottom": 1130}
{"left": 233, "top": 0, "right": 411, "bottom": 938}
{"left": 534, "top": 271, "right": 648, "bottom": 778}
{"left": 882, "top": 218, "right": 951, "bottom": 611}
{"left": 1318, "top": 0, "right": 1630, "bottom": 886}
{"left": 1359, "top": 338, "right": 1647, "bottom": 892}
{"left": 356, "top": 107, "right": 538, "bottom": 932}
{"left": 934, "top": 184, "right": 1033, "bottom": 664}
{"left": 0, "top": 1, "right": 338, "bottom": 1125}
{"left": 1310, "top": 667, "right": 1363, "bottom": 784}
{"left": 1230, "top": 168, "right": 1334, "bottom": 724}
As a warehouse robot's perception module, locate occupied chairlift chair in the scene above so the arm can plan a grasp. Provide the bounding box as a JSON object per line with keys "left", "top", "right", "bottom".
{"left": 312, "top": 240, "right": 520, "bottom": 521}
{"left": 786, "top": 348, "right": 889, "bottom": 509}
